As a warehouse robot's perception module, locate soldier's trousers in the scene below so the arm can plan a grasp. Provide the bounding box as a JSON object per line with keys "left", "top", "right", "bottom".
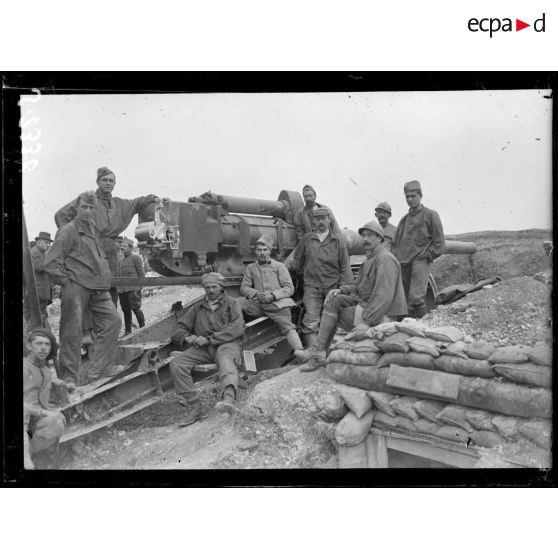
{"left": 25, "top": 407, "right": 66, "bottom": 454}
{"left": 118, "top": 290, "right": 145, "bottom": 333}
{"left": 170, "top": 342, "right": 242, "bottom": 401}
{"left": 239, "top": 298, "right": 295, "bottom": 334}
{"left": 59, "top": 280, "right": 121, "bottom": 384}
{"left": 400, "top": 258, "right": 431, "bottom": 317}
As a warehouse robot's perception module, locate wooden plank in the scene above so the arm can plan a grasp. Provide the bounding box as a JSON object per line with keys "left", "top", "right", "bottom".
{"left": 387, "top": 364, "right": 460, "bottom": 400}
{"left": 338, "top": 442, "right": 368, "bottom": 468}
{"left": 365, "top": 433, "right": 388, "bottom": 468}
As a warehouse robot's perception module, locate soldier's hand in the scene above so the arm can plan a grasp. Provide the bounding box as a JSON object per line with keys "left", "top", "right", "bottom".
{"left": 184, "top": 335, "right": 197, "bottom": 345}
{"left": 261, "top": 292, "right": 274, "bottom": 304}
{"left": 195, "top": 336, "right": 210, "bottom": 347}
{"left": 325, "top": 289, "right": 340, "bottom": 305}
{"left": 256, "top": 292, "right": 266, "bottom": 303}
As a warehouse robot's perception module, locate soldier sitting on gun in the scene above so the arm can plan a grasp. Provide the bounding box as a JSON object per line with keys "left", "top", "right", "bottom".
{"left": 169, "top": 272, "right": 245, "bottom": 425}
{"left": 23, "top": 328, "right": 74, "bottom": 469}
{"left": 240, "top": 234, "right": 305, "bottom": 358}
{"left": 297, "top": 221, "right": 407, "bottom": 369}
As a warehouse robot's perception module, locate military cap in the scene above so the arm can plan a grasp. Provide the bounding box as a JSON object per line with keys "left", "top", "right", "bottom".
{"left": 201, "top": 272, "right": 225, "bottom": 287}
{"left": 35, "top": 231, "right": 53, "bottom": 242}
{"left": 312, "top": 207, "right": 330, "bottom": 217}
{"left": 255, "top": 234, "right": 274, "bottom": 250}
{"left": 403, "top": 180, "right": 422, "bottom": 194}
{"left": 77, "top": 190, "right": 98, "bottom": 205}
{"left": 302, "top": 184, "right": 316, "bottom": 194}
{"left": 358, "top": 220, "right": 384, "bottom": 240}
{"left": 374, "top": 202, "right": 392, "bottom": 215}
{"left": 97, "top": 166, "right": 115, "bottom": 181}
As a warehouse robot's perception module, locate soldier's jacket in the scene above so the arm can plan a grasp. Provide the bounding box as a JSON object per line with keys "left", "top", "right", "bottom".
{"left": 23, "top": 355, "right": 54, "bottom": 413}
{"left": 292, "top": 230, "right": 353, "bottom": 290}
{"left": 241, "top": 259, "right": 295, "bottom": 309}
{"left": 45, "top": 219, "right": 112, "bottom": 290}
{"left": 381, "top": 222, "right": 397, "bottom": 252}
{"left": 30, "top": 245, "right": 54, "bottom": 301}
{"left": 391, "top": 205, "right": 445, "bottom": 264}
{"left": 170, "top": 295, "right": 244, "bottom": 348}
{"left": 117, "top": 252, "right": 145, "bottom": 293}
{"left": 54, "top": 190, "right": 158, "bottom": 274}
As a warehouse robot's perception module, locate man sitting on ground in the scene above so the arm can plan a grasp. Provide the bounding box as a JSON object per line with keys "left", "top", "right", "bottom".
{"left": 297, "top": 221, "right": 407, "bottom": 367}
{"left": 169, "top": 272, "right": 245, "bottom": 425}
{"left": 240, "top": 234, "right": 305, "bottom": 358}
{"left": 23, "top": 328, "right": 74, "bottom": 469}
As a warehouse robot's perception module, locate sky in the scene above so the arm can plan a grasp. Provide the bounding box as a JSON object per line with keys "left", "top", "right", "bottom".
{"left": 21, "top": 89, "right": 552, "bottom": 241}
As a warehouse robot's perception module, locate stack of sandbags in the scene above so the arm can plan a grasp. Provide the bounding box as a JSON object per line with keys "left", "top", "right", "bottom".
{"left": 321, "top": 320, "right": 552, "bottom": 467}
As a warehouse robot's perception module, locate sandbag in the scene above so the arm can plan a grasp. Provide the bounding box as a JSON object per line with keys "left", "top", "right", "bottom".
{"left": 413, "top": 400, "right": 446, "bottom": 424}
{"left": 464, "top": 409, "right": 495, "bottom": 431}
{"left": 350, "top": 339, "right": 381, "bottom": 353}
{"left": 374, "top": 321, "right": 400, "bottom": 336}
{"left": 407, "top": 336, "right": 440, "bottom": 357}
{"left": 332, "top": 362, "right": 552, "bottom": 419}
{"left": 488, "top": 346, "right": 529, "bottom": 364}
{"left": 424, "top": 326, "right": 463, "bottom": 343}
{"left": 414, "top": 418, "right": 440, "bottom": 435}
{"left": 491, "top": 416, "right": 521, "bottom": 440}
{"left": 335, "top": 410, "right": 375, "bottom": 446}
{"left": 434, "top": 355, "right": 495, "bottom": 378}
{"left": 376, "top": 332, "right": 410, "bottom": 353}
{"left": 345, "top": 327, "right": 375, "bottom": 342}
{"left": 367, "top": 391, "right": 397, "bottom": 416}
{"left": 438, "top": 340, "right": 468, "bottom": 359}
{"left": 435, "top": 404, "right": 474, "bottom": 433}
{"left": 389, "top": 396, "right": 420, "bottom": 421}
{"left": 394, "top": 416, "right": 417, "bottom": 432}
{"left": 464, "top": 341, "right": 496, "bottom": 361}
{"left": 317, "top": 391, "right": 349, "bottom": 422}
{"left": 525, "top": 346, "right": 552, "bottom": 367}
{"left": 436, "top": 425, "right": 470, "bottom": 443}
{"left": 377, "top": 352, "right": 435, "bottom": 370}
{"left": 373, "top": 410, "right": 398, "bottom": 429}
{"left": 492, "top": 362, "right": 552, "bottom": 388}
{"left": 470, "top": 430, "right": 504, "bottom": 448}
{"left": 395, "top": 319, "right": 427, "bottom": 338}
{"left": 338, "top": 441, "right": 368, "bottom": 468}
{"left": 327, "top": 350, "right": 381, "bottom": 366}
{"left": 331, "top": 341, "right": 354, "bottom": 351}
{"left": 518, "top": 419, "right": 551, "bottom": 448}
{"left": 337, "top": 385, "right": 373, "bottom": 419}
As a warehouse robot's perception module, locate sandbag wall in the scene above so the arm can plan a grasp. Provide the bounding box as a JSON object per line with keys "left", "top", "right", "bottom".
{"left": 317, "top": 320, "right": 552, "bottom": 467}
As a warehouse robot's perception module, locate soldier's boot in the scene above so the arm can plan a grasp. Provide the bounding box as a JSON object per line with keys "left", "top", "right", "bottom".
{"left": 297, "top": 312, "right": 337, "bottom": 363}
{"left": 134, "top": 309, "right": 145, "bottom": 329}
{"left": 413, "top": 303, "right": 428, "bottom": 319}
{"left": 179, "top": 397, "right": 208, "bottom": 427}
{"left": 285, "top": 329, "right": 306, "bottom": 360}
{"left": 215, "top": 385, "right": 237, "bottom": 414}
{"left": 123, "top": 313, "right": 132, "bottom": 336}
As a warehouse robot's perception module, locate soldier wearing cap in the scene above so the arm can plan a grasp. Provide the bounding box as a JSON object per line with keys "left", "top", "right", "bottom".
{"left": 54, "top": 166, "right": 160, "bottom": 306}
{"left": 169, "top": 272, "right": 245, "bottom": 424}
{"left": 375, "top": 202, "right": 397, "bottom": 251}
{"left": 240, "top": 234, "right": 305, "bottom": 357}
{"left": 298, "top": 220, "right": 406, "bottom": 367}
{"left": 24, "top": 231, "right": 55, "bottom": 329}
{"left": 291, "top": 206, "right": 354, "bottom": 348}
{"left": 293, "top": 184, "right": 342, "bottom": 241}
{"left": 45, "top": 190, "right": 122, "bottom": 385}
{"left": 117, "top": 237, "right": 146, "bottom": 336}
{"left": 391, "top": 180, "right": 445, "bottom": 318}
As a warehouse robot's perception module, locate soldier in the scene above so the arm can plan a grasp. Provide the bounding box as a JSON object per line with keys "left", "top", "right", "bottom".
{"left": 391, "top": 180, "right": 445, "bottom": 318}
{"left": 298, "top": 221, "right": 407, "bottom": 367}
{"left": 291, "top": 207, "right": 354, "bottom": 348}
{"left": 374, "top": 202, "right": 397, "bottom": 251}
{"left": 54, "top": 166, "right": 160, "bottom": 306}
{"left": 170, "top": 273, "right": 244, "bottom": 424}
{"left": 293, "top": 184, "right": 342, "bottom": 241}
{"left": 23, "top": 328, "right": 73, "bottom": 469}
{"left": 117, "top": 238, "right": 146, "bottom": 336}
{"left": 240, "top": 234, "right": 305, "bottom": 358}
{"left": 24, "top": 231, "right": 54, "bottom": 329}
{"left": 45, "top": 190, "right": 122, "bottom": 385}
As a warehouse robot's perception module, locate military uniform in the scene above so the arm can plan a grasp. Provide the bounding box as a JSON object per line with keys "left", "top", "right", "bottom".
{"left": 117, "top": 251, "right": 146, "bottom": 334}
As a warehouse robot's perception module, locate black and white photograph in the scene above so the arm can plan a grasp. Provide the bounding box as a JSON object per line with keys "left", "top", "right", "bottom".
{"left": 5, "top": 75, "right": 554, "bottom": 476}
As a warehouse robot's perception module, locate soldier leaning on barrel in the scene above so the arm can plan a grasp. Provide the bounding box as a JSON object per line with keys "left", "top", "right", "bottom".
{"left": 54, "top": 166, "right": 160, "bottom": 307}
{"left": 240, "top": 234, "right": 306, "bottom": 358}
{"left": 117, "top": 238, "right": 146, "bottom": 336}
{"left": 391, "top": 180, "right": 445, "bottom": 319}
{"left": 169, "top": 272, "right": 245, "bottom": 425}
{"left": 293, "top": 184, "right": 342, "bottom": 241}
{"left": 290, "top": 207, "right": 354, "bottom": 348}
{"left": 45, "top": 190, "right": 122, "bottom": 385}
{"left": 298, "top": 221, "right": 407, "bottom": 368}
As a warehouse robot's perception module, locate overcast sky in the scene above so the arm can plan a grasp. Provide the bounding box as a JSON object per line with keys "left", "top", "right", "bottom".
{"left": 22, "top": 90, "right": 552, "bottom": 241}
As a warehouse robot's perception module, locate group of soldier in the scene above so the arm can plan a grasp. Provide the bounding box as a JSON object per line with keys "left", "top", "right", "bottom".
{"left": 23, "top": 169, "right": 444, "bottom": 465}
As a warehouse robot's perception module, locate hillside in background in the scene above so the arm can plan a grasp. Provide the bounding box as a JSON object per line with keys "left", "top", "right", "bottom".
{"left": 433, "top": 229, "right": 552, "bottom": 290}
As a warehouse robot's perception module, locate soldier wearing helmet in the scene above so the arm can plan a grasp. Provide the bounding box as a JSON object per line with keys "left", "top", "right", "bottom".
{"left": 297, "top": 220, "right": 407, "bottom": 368}
{"left": 374, "top": 201, "right": 397, "bottom": 251}
{"left": 391, "top": 180, "right": 445, "bottom": 318}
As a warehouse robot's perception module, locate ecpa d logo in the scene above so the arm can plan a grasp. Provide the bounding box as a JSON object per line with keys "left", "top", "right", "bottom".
{"left": 468, "top": 13, "right": 546, "bottom": 37}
